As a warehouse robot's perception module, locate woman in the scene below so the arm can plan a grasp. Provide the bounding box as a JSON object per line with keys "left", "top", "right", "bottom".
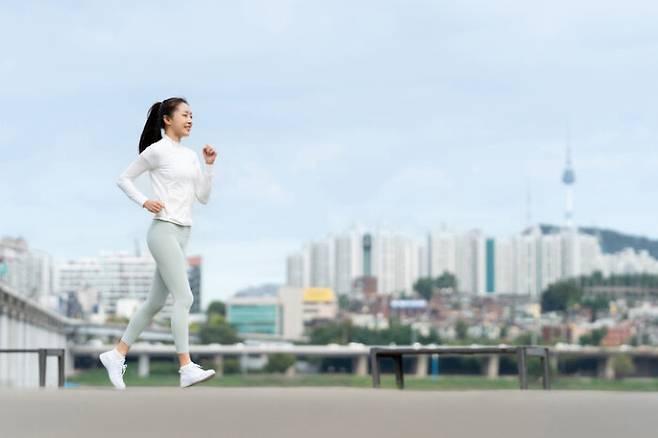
{"left": 99, "top": 97, "right": 218, "bottom": 389}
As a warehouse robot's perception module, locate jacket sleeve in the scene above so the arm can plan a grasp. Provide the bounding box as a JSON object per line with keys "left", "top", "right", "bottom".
{"left": 116, "top": 148, "right": 157, "bottom": 208}
{"left": 194, "top": 153, "right": 214, "bottom": 204}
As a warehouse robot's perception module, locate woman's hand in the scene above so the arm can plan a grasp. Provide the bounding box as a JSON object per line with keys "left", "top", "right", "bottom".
{"left": 203, "top": 144, "right": 217, "bottom": 165}
{"left": 143, "top": 200, "right": 165, "bottom": 213}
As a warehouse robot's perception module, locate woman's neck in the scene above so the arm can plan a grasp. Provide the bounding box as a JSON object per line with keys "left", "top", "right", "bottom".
{"left": 164, "top": 130, "right": 182, "bottom": 144}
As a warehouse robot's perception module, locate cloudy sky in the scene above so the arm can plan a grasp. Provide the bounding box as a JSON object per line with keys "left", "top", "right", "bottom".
{"left": 2, "top": 1, "right": 657, "bottom": 304}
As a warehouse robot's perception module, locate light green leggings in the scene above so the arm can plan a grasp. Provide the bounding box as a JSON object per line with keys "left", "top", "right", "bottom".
{"left": 121, "top": 219, "right": 194, "bottom": 353}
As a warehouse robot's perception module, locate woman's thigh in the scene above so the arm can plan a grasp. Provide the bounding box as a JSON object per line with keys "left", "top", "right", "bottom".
{"left": 144, "top": 267, "right": 169, "bottom": 308}
{"left": 147, "top": 221, "right": 190, "bottom": 298}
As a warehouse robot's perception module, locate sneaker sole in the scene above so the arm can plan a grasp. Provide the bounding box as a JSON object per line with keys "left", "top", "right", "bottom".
{"left": 181, "top": 370, "right": 216, "bottom": 388}
{"left": 99, "top": 353, "right": 126, "bottom": 390}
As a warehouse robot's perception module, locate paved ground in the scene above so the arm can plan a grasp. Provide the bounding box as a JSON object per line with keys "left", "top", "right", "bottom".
{"left": 1, "top": 387, "right": 658, "bottom": 437}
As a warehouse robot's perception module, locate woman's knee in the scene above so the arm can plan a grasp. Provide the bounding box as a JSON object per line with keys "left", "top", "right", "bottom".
{"left": 174, "top": 291, "right": 194, "bottom": 310}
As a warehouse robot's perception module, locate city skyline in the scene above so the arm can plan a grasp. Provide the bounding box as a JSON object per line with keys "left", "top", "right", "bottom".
{"left": 3, "top": 1, "right": 658, "bottom": 301}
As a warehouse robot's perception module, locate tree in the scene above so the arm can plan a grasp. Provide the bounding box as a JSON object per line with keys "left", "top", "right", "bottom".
{"left": 264, "top": 353, "right": 296, "bottom": 373}
{"left": 541, "top": 280, "right": 583, "bottom": 313}
{"left": 579, "top": 327, "right": 607, "bottom": 346}
{"left": 413, "top": 277, "right": 435, "bottom": 301}
{"left": 582, "top": 296, "right": 610, "bottom": 322}
{"left": 198, "top": 300, "right": 240, "bottom": 344}
{"left": 199, "top": 322, "right": 240, "bottom": 344}
{"left": 612, "top": 355, "right": 636, "bottom": 379}
{"left": 338, "top": 294, "right": 350, "bottom": 311}
{"left": 455, "top": 320, "right": 468, "bottom": 340}
{"left": 417, "top": 328, "right": 442, "bottom": 344}
{"left": 435, "top": 271, "right": 457, "bottom": 290}
{"left": 307, "top": 320, "right": 440, "bottom": 345}
{"left": 206, "top": 300, "right": 226, "bottom": 317}
{"left": 414, "top": 271, "right": 458, "bottom": 300}
{"left": 309, "top": 321, "right": 346, "bottom": 344}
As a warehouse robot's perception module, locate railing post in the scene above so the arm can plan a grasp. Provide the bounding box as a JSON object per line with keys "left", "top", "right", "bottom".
{"left": 38, "top": 349, "right": 47, "bottom": 388}
{"left": 415, "top": 355, "right": 428, "bottom": 377}
{"left": 541, "top": 348, "right": 551, "bottom": 390}
{"left": 370, "top": 349, "right": 381, "bottom": 388}
{"left": 138, "top": 354, "right": 150, "bottom": 378}
{"left": 213, "top": 355, "right": 224, "bottom": 377}
{"left": 517, "top": 347, "right": 528, "bottom": 390}
{"left": 485, "top": 355, "right": 500, "bottom": 379}
{"left": 58, "top": 349, "right": 65, "bottom": 388}
{"left": 392, "top": 354, "right": 405, "bottom": 389}
{"left": 354, "top": 355, "right": 368, "bottom": 377}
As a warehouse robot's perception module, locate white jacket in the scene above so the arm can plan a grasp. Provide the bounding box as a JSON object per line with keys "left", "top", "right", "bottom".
{"left": 116, "top": 134, "right": 214, "bottom": 226}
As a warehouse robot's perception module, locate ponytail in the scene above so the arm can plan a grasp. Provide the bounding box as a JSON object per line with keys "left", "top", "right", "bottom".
{"left": 138, "top": 97, "right": 188, "bottom": 154}
{"left": 138, "top": 102, "right": 162, "bottom": 153}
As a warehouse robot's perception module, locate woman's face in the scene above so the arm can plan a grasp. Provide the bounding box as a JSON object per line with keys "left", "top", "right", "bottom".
{"left": 163, "top": 102, "right": 193, "bottom": 138}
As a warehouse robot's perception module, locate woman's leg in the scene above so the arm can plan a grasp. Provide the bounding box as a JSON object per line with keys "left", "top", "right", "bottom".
{"left": 145, "top": 221, "right": 194, "bottom": 363}
{"left": 117, "top": 267, "right": 170, "bottom": 354}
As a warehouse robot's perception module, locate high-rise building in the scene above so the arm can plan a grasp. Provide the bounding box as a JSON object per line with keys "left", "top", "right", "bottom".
{"left": 456, "top": 230, "right": 486, "bottom": 295}
{"left": 287, "top": 229, "right": 420, "bottom": 297}
{"left": 334, "top": 229, "right": 363, "bottom": 296}
{"left": 310, "top": 239, "right": 334, "bottom": 288}
{"left": 287, "top": 223, "right": 658, "bottom": 301}
{"left": 286, "top": 252, "right": 306, "bottom": 288}
{"left": 538, "top": 231, "right": 563, "bottom": 292}
{"left": 485, "top": 228, "right": 651, "bottom": 297}
{"left": 514, "top": 229, "right": 541, "bottom": 296}
{"left": 428, "top": 230, "right": 485, "bottom": 295}
{"left": 56, "top": 251, "right": 154, "bottom": 317}
{"left": 0, "top": 237, "right": 53, "bottom": 305}
{"left": 489, "top": 237, "right": 515, "bottom": 294}
{"left": 428, "top": 230, "right": 456, "bottom": 279}
{"left": 55, "top": 250, "right": 204, "bottom": 320}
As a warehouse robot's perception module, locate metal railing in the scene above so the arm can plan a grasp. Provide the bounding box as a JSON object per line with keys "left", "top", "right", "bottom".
{"left": 0, "top": 349, "right": 65, "bottom": 387}
{"left": 370, "top": 345, "right": 551, "bottom": 390}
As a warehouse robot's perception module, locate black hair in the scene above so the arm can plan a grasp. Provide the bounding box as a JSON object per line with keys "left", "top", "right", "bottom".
{"left": 138, "top": 97, "right": 188, "bottom": 153}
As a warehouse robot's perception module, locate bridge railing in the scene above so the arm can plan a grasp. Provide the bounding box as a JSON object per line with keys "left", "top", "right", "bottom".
{"left": 0, "top": 349, "right": 65, "bottom": 387}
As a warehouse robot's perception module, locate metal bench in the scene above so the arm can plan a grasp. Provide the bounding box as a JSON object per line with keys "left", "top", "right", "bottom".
{"left": 0, "top": 348, "right": 66, "bottom": 387}
{"left": 370, "top": 345, "right": 551, "bottom": 390}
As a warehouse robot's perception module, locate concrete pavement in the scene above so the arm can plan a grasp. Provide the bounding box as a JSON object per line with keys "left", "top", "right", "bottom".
{"left": 1, "top": 387, "right": 657, "bottom": 438}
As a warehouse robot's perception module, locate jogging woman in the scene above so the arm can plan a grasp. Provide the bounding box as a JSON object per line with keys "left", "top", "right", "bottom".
{"left": 99, "top": 97, "right": 217, "bottom": 389}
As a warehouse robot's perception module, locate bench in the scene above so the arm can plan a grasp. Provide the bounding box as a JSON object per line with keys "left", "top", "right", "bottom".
{"left": 0, "top": 348, "right": 66, "bottom": 387}
{"left": 370, "top": 345, "right": 551, "bottom": 390}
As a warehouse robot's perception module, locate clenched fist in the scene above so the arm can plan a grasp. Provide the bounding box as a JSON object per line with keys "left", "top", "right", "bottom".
{"left": 143, "top": 200, "right": 165, "bottom": 214}
{"left": 203, "top": 144, "right": 217, "bottom": 165}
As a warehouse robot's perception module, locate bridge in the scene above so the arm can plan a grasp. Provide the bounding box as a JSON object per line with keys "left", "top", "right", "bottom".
{"left": 68, "top": 342, "right": 658, "bottom": 380}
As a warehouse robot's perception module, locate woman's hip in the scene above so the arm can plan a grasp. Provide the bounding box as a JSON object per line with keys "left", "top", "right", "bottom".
{"left": 147, "top": 219, "right": 191, "bottom": 249}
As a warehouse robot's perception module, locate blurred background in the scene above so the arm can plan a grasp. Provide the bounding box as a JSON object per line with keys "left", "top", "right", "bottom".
{"left": 1, "top": 0, "right": 658, "bottom": 389}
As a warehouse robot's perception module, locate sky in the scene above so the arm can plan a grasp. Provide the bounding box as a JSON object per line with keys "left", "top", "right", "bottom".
{"left": 2, "top": 1, "right": 658, "bottom": 304}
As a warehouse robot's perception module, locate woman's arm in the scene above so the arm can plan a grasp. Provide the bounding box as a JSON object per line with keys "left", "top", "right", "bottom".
{"left": 194, "top": 153, "right": 214, "bottom": 204}
{"left": 116, "top": 155, "right": 152, "bottom": 208}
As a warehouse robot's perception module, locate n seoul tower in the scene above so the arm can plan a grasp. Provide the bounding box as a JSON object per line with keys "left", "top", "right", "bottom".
{"left": 562, "top": 132, "right": 576, "bottom": 229}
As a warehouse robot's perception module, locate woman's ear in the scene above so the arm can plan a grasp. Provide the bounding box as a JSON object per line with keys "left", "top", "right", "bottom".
{"left": 162, "top": 115, "right": 172, "bottom": 127}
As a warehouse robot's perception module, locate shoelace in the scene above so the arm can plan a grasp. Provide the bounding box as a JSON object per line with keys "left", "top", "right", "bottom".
{"left": 179, "top": 362, "right": 202, "bottom": 374}
{"left": 121, "top": 363, "right": 127, "bottom": 376}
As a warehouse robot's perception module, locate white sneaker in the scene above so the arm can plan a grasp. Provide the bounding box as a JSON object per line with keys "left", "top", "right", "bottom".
{"left": 99, "top": 349, "right": 127, "bottom": 390}
{"left": 179, "top": 362, "right": 216, "bottom": 388}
